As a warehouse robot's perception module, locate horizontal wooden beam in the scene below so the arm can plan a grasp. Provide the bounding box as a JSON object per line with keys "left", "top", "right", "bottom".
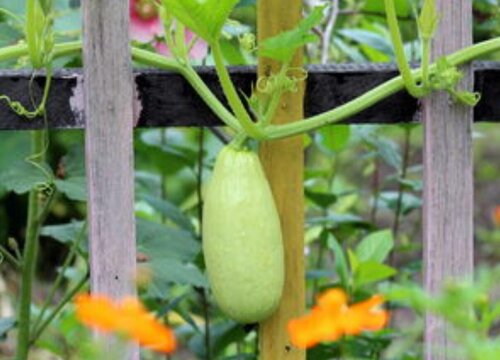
{"left": 0, "top": 62, "right": 499, "bottom": 131}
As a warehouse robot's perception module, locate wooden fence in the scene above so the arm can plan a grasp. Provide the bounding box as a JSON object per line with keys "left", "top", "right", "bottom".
{"left": 1, "top": 0, "right": 498, "bottom": 359}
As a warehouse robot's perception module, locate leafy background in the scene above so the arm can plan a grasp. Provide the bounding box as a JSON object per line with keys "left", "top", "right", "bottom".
{"left": 0, "top": 0, "right": 500, "bottom": 359}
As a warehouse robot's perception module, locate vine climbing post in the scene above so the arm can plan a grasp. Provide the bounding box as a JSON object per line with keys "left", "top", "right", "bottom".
{"left": 423, "top": 0, "right": 474, "bottom": 359}
{"left": 83, "top": 0, "right": 138, "bottom": 358}
{"left": 258, "top": 1, "right": 306, "bottom": 359}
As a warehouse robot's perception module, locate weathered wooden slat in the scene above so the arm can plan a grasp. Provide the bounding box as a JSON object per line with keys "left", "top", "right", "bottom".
{"left": 0, "top": 63, "right": 499, "bottom": 130}
{"left": 82, "top": 0, "right": 138, "bottom": 358}
{"left": 423, "top": 1, "right": 474, "bottom": 359}
{"left": 258, "top": 0, "right": 305, "bottom": 359}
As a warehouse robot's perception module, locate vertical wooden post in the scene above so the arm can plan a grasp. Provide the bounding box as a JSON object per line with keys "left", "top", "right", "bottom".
{"left": 423, "top": 1, "right": 473, "bottom": 359}
{"left": 83, "top": 0, "right": 138, "bottom": 358}
{"left": 258, "top": 1, "right": 305, "bottom": 360}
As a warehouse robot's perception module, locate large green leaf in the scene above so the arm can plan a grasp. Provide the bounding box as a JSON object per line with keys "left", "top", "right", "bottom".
{"left": 163, "top": 0, "right": 239, "bottom": 43}
{"left": 354, "top": 261, "right": 397, "bottom": 287}
{"left": 55, "top": 177, "right": 86, "bottom": 201}
{"left": 136, "top": 218, "right": 200, "bottom": 262}
{"left": 150, "top": 258, "right": 208, "bottom": 288}
{"left": 355, "top": 229, "right": 394, "bottom": 263}
{"left": 259, "top": 6, "right": 324, "bottom": 63}
{"left": 40, "top": 220, "right": 87, "bottom": 252}
{"left": 140, "top": 194, "right": 195, "bottom": 233}
{"left": 0, "top": 160, "right": 52, "bottom": 194}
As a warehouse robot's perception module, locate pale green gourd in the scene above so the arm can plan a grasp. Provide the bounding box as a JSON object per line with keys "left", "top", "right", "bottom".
{"left": 202, "top": 145, "right": 284, "bottom": 323}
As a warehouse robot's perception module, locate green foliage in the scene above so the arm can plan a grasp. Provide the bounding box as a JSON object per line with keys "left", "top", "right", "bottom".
{"left": 162, "top": 0, "right": 239, "bottom": 43}
{"left": 355, "top": 229, "right": 394, "bottom": 263}
{"left": 0, "top": 1, "right": 499, "bottom": 359}
{"left": 259, "top": 6, "right": 324, "bottom": 63}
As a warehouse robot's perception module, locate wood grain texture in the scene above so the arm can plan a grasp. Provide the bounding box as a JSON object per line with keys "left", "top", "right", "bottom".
{"left": 82, "top": 1, "right": 138, "bottom": 358}
{"left": 2, "top": 63, "right": 500, "bottom": 130}
{"left": 423, "top": 1, "right": 474, "bottom": 359}
{"left": 257, "top": 1, "right": 305, "bottom": 359}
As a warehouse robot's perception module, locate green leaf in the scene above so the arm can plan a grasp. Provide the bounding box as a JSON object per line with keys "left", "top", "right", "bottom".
{"left": 338, "top": 29, "right": 394, "bottom": 57}
{"left": 305, "top": 189, "right": 337, "bottom": 209}
{"left": 40, "top": 220, "right": 87, "bottom": 250}
{"left": 137, "top": 218, "right": 200, "bottom": 262}
{"left": 150, "top": 258, "right": 208, "bottom": 288}
{"left": 317, "top": 125, "right": 351, "bottom": 153}
{"left": 418, "top": 0, "right": 439, "bottom": 39}
{"left": 379, "top": 192, "right": 422, "bottom": 216}
{"left": 0, "top": 161, "right": 53, "bottom": 194}
{"left": 259, "top": 6, "right": 324, "bottom": 63}
{"left": 141, "top": 194, "right": 195, "bottom": 233}
{"left": 326, "top": 232, "right": 350, "bottom": 288}
{"left": 163, "top": 0, "right": 239, "bottom": 43}
{"left": 363, "top": 0, "right": 411, "bottom": 17}
{"left": 355, "top": 229, "right": 394, "bottom": 263}
{"left": 354, "top": 261, "right": 397, "bottom": 287}
{"left": 347, "top": 248, "right": 360, "bottom": 274}
{"left": 55, "top": 177, "right": 86, "bottom": 202}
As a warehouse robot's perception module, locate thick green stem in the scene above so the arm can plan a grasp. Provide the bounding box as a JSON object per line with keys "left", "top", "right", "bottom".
{"left": 26, "top": 0, "right": 41, "bottom": 68}
{"left": 384, "top": 0, "right": 426, "bottom": 98}
{"left": 15, "top": 131, "right": 45, "bottom": 360}
{"left": 421, "top": 38, "right": 432, "bottom": 89}
{"left": 0, "top": 41, "right": 81, "bottom": 64}
{"left": 264, "top": 37, "right": 500, "bottom": 140}
{"left": 130, "top": 47, "right": 242, "bottom": 132}
{"left": 2, "top": 37, "right": 500, "bottom": 141}
{"left": 211, "top": 42, "right": 264, "bottom": 139}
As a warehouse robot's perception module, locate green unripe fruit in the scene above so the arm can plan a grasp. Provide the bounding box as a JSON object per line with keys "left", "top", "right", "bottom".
{"left": 202, "top": 145, "right": 285, "bottom": 323}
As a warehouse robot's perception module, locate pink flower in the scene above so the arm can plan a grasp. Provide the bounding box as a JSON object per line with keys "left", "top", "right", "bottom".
{"left": 130, "top": 0, "right": 207, "bottom": 60}
{"left": 130, "top": 0, "right": 163, "bottom": 43}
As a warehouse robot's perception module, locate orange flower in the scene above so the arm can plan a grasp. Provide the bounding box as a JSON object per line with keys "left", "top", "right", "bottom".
{"left": 493, "top": 206, "right": 500, "bottom": 227}
{"left": 75, "top": 294, "right": 176, "bottom": 354}
{"left": 287, "top": 289, "right": 388, "bottom": 349}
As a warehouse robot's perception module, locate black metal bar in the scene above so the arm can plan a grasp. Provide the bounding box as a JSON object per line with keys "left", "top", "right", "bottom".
{"left": 0, "top": 62, "right": 499, "bottom": 131}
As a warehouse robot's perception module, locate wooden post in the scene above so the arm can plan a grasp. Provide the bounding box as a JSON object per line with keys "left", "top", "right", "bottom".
{"left": 82, "top": 0, "right": 138, "bottom": 358}
{"left": 423, "top": 1, "right": 474, "bottom": 359}
{"left": 258, "top": 1, "right": 305, "bottom": 359}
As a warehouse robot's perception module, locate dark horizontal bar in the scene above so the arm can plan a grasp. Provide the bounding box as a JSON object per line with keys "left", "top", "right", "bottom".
{"left": 0, "top": 62, "right": 499, "bottom": 131}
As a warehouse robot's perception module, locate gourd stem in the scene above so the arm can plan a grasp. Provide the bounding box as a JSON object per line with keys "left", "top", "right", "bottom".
{"left": 383, "top": 0, "right": 426, "bottom": 98}
{"left": 211, "top": 42, "right": 264, "bottom": 139}
{"left": 421, "top": 38, "right": 432, "bottom": 89}
{"left": 131, "top": 47, "right": 243, "bottom": 132}
{"left": 229, "top": 132, "right": 248, "bottom": 150}
{"left": 264, "top": 37, "right": 500, "bottom": 140}
{"left": 1, "top": 38, "right": 500, "bottom": 141}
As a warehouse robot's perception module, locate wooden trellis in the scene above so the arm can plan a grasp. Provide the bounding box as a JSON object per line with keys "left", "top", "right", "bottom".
{"left": 1, "top": 0, "right": 499, "bottom": 359}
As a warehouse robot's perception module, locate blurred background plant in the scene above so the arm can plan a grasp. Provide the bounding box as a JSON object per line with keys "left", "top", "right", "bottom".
{"left": 0, "top": 0, "right": 499, "bottom": 359}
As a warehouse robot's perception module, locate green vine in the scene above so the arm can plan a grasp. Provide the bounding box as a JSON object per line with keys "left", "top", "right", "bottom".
{"left": 0, "top": 1, "right": 499, "bottom": 357}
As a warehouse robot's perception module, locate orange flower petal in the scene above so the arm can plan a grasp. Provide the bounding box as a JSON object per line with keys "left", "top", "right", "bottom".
{"left": 316, "top": 289, "right": 348, "bottom": 312}
{"left": 74, "top": 294, "right": 176, "bottom": 354}
{"left": 343, "top": 295, "right": 388, "bottom": 335}
{"left": 493, "top": 206, "right": 500, "bottom": 227}
{"left": 287, "top": 306, "right": 343, "bottom": 349}
{"left": 287, "top": 290, "right": 389, "bottom": 350}
{"left": 74, "top": 293, "right": 121, "bottom": 333}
